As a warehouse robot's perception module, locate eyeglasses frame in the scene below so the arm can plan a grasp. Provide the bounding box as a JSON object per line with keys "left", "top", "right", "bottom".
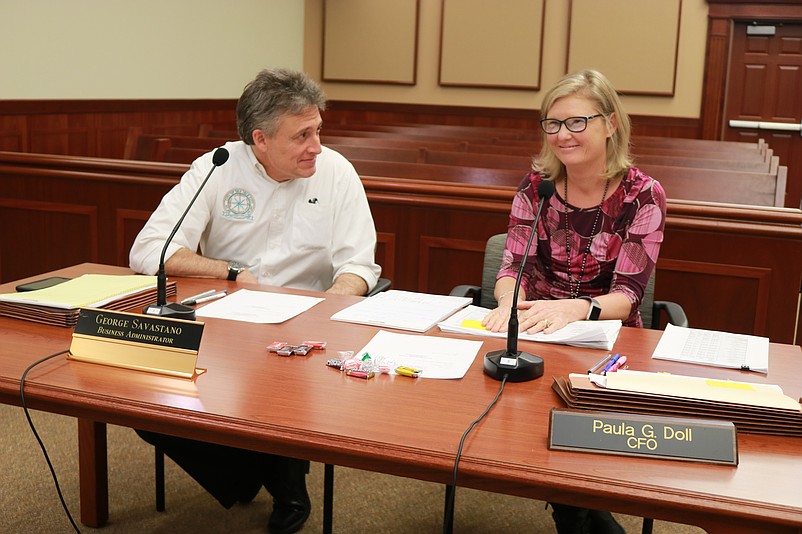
{"left": 540, "top": 114, "right": 605, "bottom": 134}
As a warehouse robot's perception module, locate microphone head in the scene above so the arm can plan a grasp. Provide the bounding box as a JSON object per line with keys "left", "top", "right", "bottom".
{"left": 538, "top": 179, "right": 556, "bottom": 200}
{"left": 212, "top": 147, "right": 230, "bottom": 166}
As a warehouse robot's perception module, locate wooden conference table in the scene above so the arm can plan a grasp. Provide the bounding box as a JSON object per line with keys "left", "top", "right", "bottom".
{"left": 1, "top": 264, "right": 801, "bottom": 533}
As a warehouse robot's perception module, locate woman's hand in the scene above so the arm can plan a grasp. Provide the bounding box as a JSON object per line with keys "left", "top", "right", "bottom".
{"left": 484, "top": 297, "right": 588, "bottom": 334}
{"left": 516, "top": 298, "right": 589, "bottom": 334}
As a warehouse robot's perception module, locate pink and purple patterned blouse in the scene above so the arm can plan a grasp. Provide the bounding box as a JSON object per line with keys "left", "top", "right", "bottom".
{"left": 497, "top": 168, "right": 667, "bottom": 327}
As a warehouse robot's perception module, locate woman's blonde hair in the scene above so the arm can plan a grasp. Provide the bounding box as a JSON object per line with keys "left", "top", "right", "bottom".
{"left": 533, "top": 69, "right": 632, "bottom": 180}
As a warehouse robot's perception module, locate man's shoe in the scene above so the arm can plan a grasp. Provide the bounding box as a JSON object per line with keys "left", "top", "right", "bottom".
{"left": 267, "top": 498, "right": 310, "bottom": 534}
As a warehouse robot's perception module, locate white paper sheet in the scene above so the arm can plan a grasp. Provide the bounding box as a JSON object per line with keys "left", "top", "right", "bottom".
{"left": 331, "top": 290, "right": 472, "bottom": 332}
{"left": 356, "top": 330, "right": 482, "bottom": 379}
{"left": 651, "top": 323, "right": 769, "bottom": 373}
{"left": 195, "top": 289, "right": 324, "bottom": 324}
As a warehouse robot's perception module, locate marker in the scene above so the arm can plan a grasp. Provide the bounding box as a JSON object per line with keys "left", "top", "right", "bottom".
{"left": 395, "top": 366, "right": 422, "bottom": 378}
{"left": 193, "top": 290, "right": 228, "bottom": 304}
{"left": 588, "top": 353, "right": 612, "bottom": 374}
{"left": 601, "top": 353, "right": 621, "bottom": 375}
{"left": 607, "top": 355, "right": 627, "bottom": 373}
{"left": 180, "top": 289, "right": 216, "bottom": 305}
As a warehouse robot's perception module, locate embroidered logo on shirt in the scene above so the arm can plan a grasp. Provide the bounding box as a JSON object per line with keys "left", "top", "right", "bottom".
{"left": 308, "top": 198, "right": 319, "bottom": 204}
{"left": 222, "top": 188, "right": 255, "bottom": 220}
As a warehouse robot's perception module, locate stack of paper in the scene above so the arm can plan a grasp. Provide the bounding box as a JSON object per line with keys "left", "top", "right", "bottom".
{"left": 331, "top": 290, "right": 472, "bottom": 332}
{"left": 438, "top": 305, "right": 621, "bottom": 350}
{"left": 652, "top": 323, "right": 769, "bottom": 373}
{"left": 0, "top": 274, "right": 176, "bottom": 327}
{"left": 552, "top": 370, "right": 802, "bottom": 436}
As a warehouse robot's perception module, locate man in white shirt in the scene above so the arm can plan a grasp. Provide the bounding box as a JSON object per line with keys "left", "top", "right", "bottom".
{"left": 130, "top": 68, "right": 381, "bottom": 534}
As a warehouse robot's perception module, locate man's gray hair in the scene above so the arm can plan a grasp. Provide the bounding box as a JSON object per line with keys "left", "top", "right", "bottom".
{"left": 236, "top": 68, "right": 327, "bottom": 144}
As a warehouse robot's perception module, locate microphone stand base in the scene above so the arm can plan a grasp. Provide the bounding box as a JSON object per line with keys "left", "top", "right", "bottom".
{"left": 484, "top": 350, "right": 544, "bottom": 382}
{"left": 143, "top": 302, "right": 197, "bottom": 321}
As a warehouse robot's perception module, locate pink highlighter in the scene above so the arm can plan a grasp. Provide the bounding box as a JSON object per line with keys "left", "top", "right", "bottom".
{"left": 607, "top": 355, "right": 627, "bottom": 373}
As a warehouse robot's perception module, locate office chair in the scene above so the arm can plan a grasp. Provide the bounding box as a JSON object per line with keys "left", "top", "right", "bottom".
{"left": 153, "top": 277, "right": 392, "bottom": 533}
{"left": 447, "top": 233, "right": 687, "bottom": 534}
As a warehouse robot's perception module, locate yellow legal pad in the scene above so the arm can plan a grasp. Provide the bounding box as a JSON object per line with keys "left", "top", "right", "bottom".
{"left": 0, "top": 274, "right": 158, "bottom": 309}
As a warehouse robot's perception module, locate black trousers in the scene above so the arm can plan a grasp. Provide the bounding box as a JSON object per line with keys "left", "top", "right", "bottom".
{"left": 136, "top": 430, "right": 309, "bottom": 509}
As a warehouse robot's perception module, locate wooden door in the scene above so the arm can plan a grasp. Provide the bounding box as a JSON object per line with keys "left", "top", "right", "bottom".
{"left": 724, "top": 21, "right": 802, "bottom": 209}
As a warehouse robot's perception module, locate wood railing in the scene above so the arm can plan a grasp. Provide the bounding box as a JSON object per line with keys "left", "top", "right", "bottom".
{"left": 1, "top": 150, "right": 800, "bottom": 345}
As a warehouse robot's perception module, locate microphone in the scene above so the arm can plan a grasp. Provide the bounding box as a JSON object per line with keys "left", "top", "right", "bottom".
{"left": 143, "top": 147, "right": 230, "bottom": 320}
{"left": 484, "top": 179, "right": 556, "bottom": 382}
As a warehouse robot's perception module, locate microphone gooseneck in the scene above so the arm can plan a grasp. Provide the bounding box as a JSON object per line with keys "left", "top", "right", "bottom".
{"left": 147, "top": 147, "right": 230, "bottom": 320}
{"left": 484, "top": 179, "right": 555, "bottom": 382}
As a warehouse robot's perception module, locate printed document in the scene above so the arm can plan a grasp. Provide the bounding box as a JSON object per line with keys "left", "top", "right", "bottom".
{"left": 651, "top": 323, "right": 769, "bottom": 373}
{"left": 331, "top": 290, "right": 472, "bottom": 332}
{"left": 356, "top": 329, "right": 482, "bottom": 379}
{"left": 195, "top": 289, "right": 323, "bottom": 324}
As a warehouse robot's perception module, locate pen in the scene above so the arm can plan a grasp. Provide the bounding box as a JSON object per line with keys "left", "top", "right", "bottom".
{"left": 601, "top": 353, "right": 621, "bottom": 375}
{"left": 588, "top": 353, "right": 612, "bottom": 374}
{"left": 181, "top": 289, "right": 217, "bottom": 305}
{"left": 192, "top": 290, "right": 227, "bottom": 305}
{"left": 607, "top": 355, "right": 627, "bottom": 373}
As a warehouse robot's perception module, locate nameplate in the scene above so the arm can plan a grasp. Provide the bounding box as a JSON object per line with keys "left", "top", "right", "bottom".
{"left": 69, "top": 308, "right": 205, "bottom": 379}
{"left": 548, "top": 409, "right": 738, "bottom": 466}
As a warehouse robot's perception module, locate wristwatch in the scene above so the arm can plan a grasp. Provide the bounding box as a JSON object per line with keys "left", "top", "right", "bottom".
{"left": 579, "top": 296, "right": 602, "bottom": 321}
{"left": 227, "top": 261, "right": 246, "bottom": 281}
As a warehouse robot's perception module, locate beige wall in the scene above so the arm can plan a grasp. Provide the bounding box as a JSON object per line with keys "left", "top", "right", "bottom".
{"left": 304, "top": 0, "right": 709, "bottom": 118}
{"left": 0, "top": 0, "right": 304, "bottom": 99}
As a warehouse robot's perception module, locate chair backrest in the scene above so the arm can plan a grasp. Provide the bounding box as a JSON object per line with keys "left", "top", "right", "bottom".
{"left": 479, "top": 233, "right": 507, "bottom": 309}
{"left": 639, "top": 272, "right": 657, "bottom": 329}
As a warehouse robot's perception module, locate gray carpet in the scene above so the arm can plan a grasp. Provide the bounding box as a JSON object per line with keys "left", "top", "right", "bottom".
{"left": 0, "top": 403, "right": 704, "bottom": 533}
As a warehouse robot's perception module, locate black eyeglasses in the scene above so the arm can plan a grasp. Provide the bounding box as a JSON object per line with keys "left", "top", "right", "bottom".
{"left": 540, "top": 114, "right": 604, "bottom": 134}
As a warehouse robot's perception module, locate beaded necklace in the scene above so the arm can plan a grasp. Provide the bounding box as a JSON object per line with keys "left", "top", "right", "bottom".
{"left": 563, "top": 177, "right": 610, "bottom": 299}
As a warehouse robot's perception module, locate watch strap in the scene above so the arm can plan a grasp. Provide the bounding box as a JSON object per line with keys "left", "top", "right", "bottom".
{"left": 579, "top": 296, "right": 601, "bottom": 321}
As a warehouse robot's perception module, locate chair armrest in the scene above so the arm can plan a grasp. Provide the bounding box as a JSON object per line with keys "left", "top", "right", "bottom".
{"left": 450, "top": 284, "right": 481, "bottom": 306}
{"left": 366, "top": 277, "right": 392, "bottom": 297}
{"left": 654, "top": 300, "right": 689, "bottom": 328}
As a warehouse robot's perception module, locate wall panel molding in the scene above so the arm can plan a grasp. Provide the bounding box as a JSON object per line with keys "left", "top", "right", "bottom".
{"left": 439, "top": 0, "right": 545, "bottom": 90}
{"left": 568, "top": 0, "right": 682, "bottom": 96}
{"left": 323, "top": 0, "right": 419, "bottom": 85}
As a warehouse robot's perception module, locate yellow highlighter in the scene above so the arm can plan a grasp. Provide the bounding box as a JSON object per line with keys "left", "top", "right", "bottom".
{"left": 395, "top": 366, "right": 422, "bottom": 378}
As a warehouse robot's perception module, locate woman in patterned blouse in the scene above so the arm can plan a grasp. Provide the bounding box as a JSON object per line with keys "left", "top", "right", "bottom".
{"left": 483, "top": 69, "right": 666, "bottom": 336}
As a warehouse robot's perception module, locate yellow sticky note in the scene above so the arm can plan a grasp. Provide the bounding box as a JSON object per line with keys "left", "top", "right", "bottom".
{"left": 461, "top": 319, "right": 487, "bottom": 331}
{"left": 705, "top": 379, "right": 754, "bottom": 391}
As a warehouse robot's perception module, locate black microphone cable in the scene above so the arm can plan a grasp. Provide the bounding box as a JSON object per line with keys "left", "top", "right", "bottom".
{"left": 443, "top": 372, "right": 508, "bottom": 534}
{"left": 19, "top": 349, "right": 81, "bottom": 534}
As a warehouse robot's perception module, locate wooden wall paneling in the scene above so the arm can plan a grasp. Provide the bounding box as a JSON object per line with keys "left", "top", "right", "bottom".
{"left": 0, "top": 198, "right": 98, "bottom": 282}
{"left": 27, "top": 113, "right": 95, "bottom": 156}
{"left": 375, "top": 231, "right": 397, "bottom": 284}
{"left": 116, "top": 208, "right": 154, "bottom": 267}
{"left": 567, "top": 0, "right": 682, "bottom": 95}
{"left": 439, "top": 0, "right": 545, "bottom": 89}
{"left": 418, "top": 235, "right": 489, "bottom": 294}
{"left": 0, "top": 116, "right": 28, "bottom": 152}
{"left": 659, "top": 206, "right": 802, "bottom": 345}
{"left": 323, "top": 0, "right": 419, "bottom": 85}
{"left": 655, "top": 258, "right": 771, "bottom": 336}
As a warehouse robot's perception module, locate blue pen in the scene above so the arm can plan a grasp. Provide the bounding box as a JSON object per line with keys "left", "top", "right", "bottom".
{"left": 601, "top": 353, "right": 621, "bottom": 375}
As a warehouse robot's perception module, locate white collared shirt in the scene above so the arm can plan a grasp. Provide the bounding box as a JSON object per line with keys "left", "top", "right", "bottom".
{"left": 129, "top": 141, "right": 381, "bottom": 292}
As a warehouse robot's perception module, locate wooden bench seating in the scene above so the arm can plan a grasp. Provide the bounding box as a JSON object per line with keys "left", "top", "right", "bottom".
{"left": 2, "top": 150, "right": 800, "bottom": 346}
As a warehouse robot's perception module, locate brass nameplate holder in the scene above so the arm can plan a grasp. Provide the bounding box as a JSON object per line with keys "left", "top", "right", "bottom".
{"left": 548, "top": 409, "right": 738, "bottom": 466}
{"left": 69, "top": 308, "right": 205, "bottom": 379}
